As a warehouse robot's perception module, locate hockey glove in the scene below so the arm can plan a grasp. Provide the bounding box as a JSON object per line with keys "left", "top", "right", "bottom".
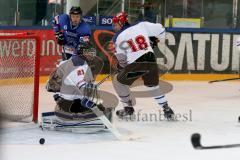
{"left": 77, "top": 42, "right": 90, "bottom": 55}
{"left": 111, "top": 58, "right": 123, "bottom": 73}
{"left": 81, "top": 82, "right": 99, "bottom": 109}
{"left": 149, "top": 36, "right": 159, "bottom": 49}
{"left": 55, "top": 31, "right": 65, "bottom": 45}
{"left": 81, "top": 98, "right": 96, "bottom": 109}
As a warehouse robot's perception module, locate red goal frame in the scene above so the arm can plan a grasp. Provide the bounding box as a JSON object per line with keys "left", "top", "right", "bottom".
{"left": 0, "top": 32, "right": 41, "bottom": 122}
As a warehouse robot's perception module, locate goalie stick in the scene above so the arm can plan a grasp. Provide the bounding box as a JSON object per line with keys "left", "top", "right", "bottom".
{"left": 191, "top": 133, "right": 240, "bottom": 149}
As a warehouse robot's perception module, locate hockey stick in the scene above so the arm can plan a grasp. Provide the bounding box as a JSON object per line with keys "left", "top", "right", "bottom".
{"left": 191, "top": 133, "right": 240, "bottom": 149}
{"left": 209, "top": 77, "right": 240, "bottom": 83}
{"left": 96, "top": 74, "right": 111, "bottom": 86}
{"left": 209, "top": 54, "right": 240, "bottom": 83}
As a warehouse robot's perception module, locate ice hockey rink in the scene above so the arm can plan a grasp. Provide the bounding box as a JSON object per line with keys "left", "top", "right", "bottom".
{"left": 0, "top": 80, "right": 240, "bottom": 160}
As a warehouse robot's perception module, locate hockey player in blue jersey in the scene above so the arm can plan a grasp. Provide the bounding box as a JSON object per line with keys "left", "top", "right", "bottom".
{"left": 52, "top": 6, "right": 92, "bottom": 60}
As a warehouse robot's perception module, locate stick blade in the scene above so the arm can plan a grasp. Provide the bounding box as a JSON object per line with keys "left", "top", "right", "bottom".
{"left": 191, "top": 133, "right": 202, "bottom": 149}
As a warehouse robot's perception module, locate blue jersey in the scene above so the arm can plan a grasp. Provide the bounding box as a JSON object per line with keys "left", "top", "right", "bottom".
{"left": 52, "top": 14, "right": 91, "bottom": 55}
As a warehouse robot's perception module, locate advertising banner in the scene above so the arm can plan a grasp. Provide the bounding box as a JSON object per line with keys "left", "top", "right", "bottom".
{"left": 0, "top": 29, "right": 239, "bottom": 76}
{"left": 82, "top": 16, "right": 96, "bottom": 26}
{"left": 165, "top": 18, "right": 201, "bottom": 28}
{"left": 99, "top": 16, "right": 113, "bottom": 26}
{"left": 172, "top": 18, "right": 201, "bottom": 28}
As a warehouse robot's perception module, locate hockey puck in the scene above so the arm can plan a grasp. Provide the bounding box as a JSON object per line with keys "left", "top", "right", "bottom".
{"left": 39, "top": 138, "right": 45, "bottom": 145}
{"left": 238, "top": 116, "right": 240, "bottom": 122}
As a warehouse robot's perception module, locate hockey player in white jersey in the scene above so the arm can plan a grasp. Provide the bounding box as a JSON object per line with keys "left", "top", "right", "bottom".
{"left": 111, "top": 12, "right": 174, "bottom": 120}
{"left": 45, "top": 50, "right": 113, "bottom": 130}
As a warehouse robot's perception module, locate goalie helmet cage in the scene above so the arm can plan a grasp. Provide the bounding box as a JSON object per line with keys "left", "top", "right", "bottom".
{"left": 0, "top": 32, "right": 40, "bottom": 123}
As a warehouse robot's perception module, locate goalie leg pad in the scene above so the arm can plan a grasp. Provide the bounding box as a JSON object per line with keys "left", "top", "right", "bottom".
{"left": 40, "top": 112, "right": 106, "bottom": 133}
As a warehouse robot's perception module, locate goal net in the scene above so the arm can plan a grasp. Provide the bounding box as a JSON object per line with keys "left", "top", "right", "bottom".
{"left": 0, "top": 32, "right": 40, "bottom": 122}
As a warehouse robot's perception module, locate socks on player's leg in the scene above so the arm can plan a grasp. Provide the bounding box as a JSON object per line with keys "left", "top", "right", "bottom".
{"left": 149, "top": 86, "right": 175, "bottom": 120}
{"left": 154, "top": 95, "right": 168, "bottom": 107}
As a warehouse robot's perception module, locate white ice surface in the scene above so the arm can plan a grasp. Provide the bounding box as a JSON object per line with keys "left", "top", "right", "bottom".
{"left": 1, "top": 81, "right": 240, "bottom": 160}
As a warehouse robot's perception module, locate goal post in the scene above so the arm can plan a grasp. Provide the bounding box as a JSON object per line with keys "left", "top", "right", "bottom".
{"left": 0, "top": 32, "right": 41, "bottom": 123}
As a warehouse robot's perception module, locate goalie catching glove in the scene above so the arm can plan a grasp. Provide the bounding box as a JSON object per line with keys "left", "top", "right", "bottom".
{"left": 46, "top": 69, "right": 62, "bottom": 93}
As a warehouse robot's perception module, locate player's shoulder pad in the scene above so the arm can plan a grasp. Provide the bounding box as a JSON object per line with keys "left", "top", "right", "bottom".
{"left": 113, "top": 22, "right": 143, "bottom": 43}
{"left": 57, "top": 59, "right": 68, "bottom": 67}
{"left": 138, "top": 21, "right": 162, "bottom": 26}
{"left": 71, "top": 54, "right": 86, "bottom": 66}
{"left": 58, "top": 14, "right": 70, "bottom": 24}
{"left": 137, "top": 21, "right": 155, "bottom": 28}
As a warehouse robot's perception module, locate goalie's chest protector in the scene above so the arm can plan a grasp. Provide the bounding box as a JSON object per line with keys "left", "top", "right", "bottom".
{"left": 113, "top": 22, "right": 154, "bottom": 64}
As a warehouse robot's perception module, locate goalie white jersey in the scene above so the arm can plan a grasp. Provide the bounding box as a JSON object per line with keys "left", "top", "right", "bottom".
{"left": 113, "top": 21, "right": 165, "bottom": 65}
{"left": 44, "top": 55, "right": 114, "bottom": 133}
{"left": 46, "top": 55, "right": 95, "bottom": 100}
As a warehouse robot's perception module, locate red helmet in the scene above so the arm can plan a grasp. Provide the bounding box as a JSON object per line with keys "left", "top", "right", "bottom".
{"left": 112, "top": 12, "right": 128, "bottom": 26}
